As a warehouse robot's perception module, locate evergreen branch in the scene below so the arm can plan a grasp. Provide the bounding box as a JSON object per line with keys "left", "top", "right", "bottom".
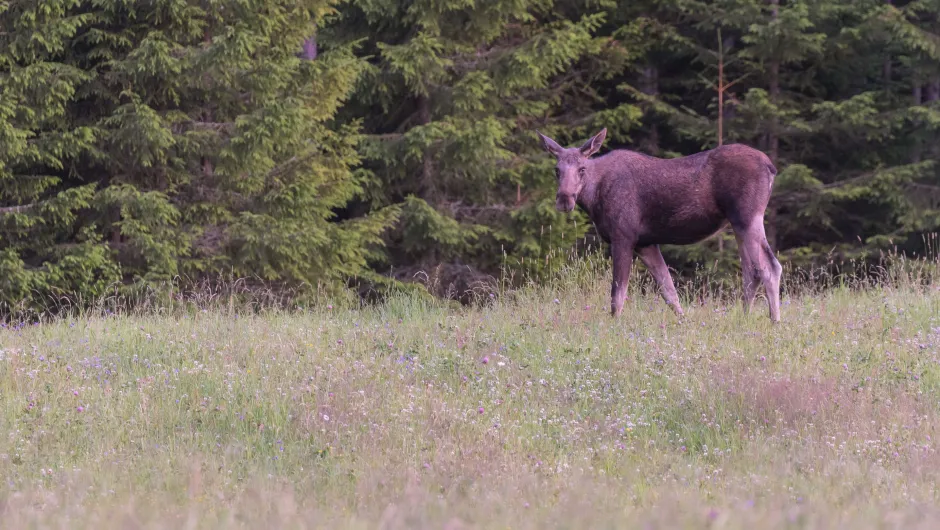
{"left": 723, "top": 72, "right": 752, "bottom": 91}
{"left": 188, "top": 121, "right": 235, "bottom": 132}
{"left": 265, "top": 156, "right": 302, "bottom": 180}
{"left": 0, "top": 204, "right": 36, "bottom": 214}
{"left": 774, "top": 173, "right": 874, "bottom": 202}
{"left": 369, "top": 133, "right": 404, "bottom": 141}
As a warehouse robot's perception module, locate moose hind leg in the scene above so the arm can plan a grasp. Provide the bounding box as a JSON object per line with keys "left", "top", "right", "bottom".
{"left": 734, "top": 232, "right": 759, "bottom": 314}
{"left": 637, "top": 245, "right": 684, "bottom": 316}
{"left": 761, "top": 238, "right": 783, "bottom": 322}
{"left": 734, "top": 220, "right": 781, "bottom": 322}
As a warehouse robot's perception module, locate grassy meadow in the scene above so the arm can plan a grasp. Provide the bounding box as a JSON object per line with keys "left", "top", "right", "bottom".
{"left": 2, "top": 261, "right": 940, "bottom": 529}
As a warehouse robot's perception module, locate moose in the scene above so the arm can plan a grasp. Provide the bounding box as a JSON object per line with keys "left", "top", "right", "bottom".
{"left": 537, "top": 128, "right": 782, "bottom": 322}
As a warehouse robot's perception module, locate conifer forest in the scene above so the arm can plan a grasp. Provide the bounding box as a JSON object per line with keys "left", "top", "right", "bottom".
{"left": 2, "top": 0, "right": 939, "bottom": 311}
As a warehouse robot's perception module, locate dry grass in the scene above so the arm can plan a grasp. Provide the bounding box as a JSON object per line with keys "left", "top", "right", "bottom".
{"left": 2, "top": 261, "right": 940, "bottom": 529}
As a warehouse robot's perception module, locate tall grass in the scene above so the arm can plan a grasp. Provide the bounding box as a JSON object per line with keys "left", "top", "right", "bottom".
{"left": 1, "top": 255, "right": 939, "bottom": 528}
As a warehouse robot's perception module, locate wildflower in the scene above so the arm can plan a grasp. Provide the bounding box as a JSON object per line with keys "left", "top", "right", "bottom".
{"left": 478, "top": 407, "right": 484, "bottom": 414}
{"left": 76, "top": 406, "right": 84, "bottom": 413}
{"left": 553, "top": 299, "right": 560, "bottom": 304}
{"left": 481, "top": 356, "right": 489, "bottom": 365}
{"left": 323, "top": 414, "right": 330, "bottom": 422}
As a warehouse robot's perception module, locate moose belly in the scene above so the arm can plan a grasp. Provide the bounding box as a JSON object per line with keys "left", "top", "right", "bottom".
{"left": 638, "top": 212, "right": 729, "bottom": 247}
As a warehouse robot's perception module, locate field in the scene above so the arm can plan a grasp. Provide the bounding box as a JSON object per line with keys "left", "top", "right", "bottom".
{"left": 2, "top": 264, "right": 940, "bottom": 529}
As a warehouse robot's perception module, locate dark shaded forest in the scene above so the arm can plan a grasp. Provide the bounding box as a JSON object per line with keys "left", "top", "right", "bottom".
{"left": 2, "top": 0, "right": 939, "bottom": 311}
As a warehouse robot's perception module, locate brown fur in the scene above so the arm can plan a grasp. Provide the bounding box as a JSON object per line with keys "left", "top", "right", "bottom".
{"left": 537, "top": 128, "right": 782, "bottom": 321}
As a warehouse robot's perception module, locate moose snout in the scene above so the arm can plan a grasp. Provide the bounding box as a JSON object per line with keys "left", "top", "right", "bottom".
{"left": 556, "top": 193, "right": 576, "bottom": 213}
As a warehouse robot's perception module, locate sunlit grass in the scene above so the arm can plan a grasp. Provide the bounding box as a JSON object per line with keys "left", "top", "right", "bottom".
{"left": 2, "top": 259, "right": 940, "bottom": 528}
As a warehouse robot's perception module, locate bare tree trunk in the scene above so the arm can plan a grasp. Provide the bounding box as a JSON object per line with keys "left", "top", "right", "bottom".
{"left": 767, "top": 0, "right": 780, "bottom": 165}
{"left": 718, "top": 55, "right": 724, "bottom": 148}
{"left": 202, "top": 28, "right": 215, "bottom": 180}
{"left": 718, "top": 51, "right": 726, "bottom": 256}
{"left": 927, "top": 76, "right": 940, "bottom": 162}
{"left": 912, "top": 81, "right": 923, "bottom": 163}
{"left": 766, "top": 0, "right": 780, "bottom": 249}
{"left": 715, "top": 31, "right": 741, "bottom": 252}
{"left": 640, "top": 65, "right": 659, "bottom": 154}
{"left": 927, "top": 76, "right": 940, "bottom": 102}
{"left": 884, "top": 0, "right": 893, "bottom": 87}
{"left": 721, "top": 35, "right": 737, "bottom": 128}
{"left": 417, "top": 95, "right": 435, "bottom": 202}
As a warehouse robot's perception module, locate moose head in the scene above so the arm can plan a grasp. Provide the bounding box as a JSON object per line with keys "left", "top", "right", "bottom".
{"left": 536, "top": 128, "right": 607, "bottom": 212}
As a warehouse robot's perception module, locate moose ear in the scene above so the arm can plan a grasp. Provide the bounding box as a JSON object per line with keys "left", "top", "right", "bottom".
{"left": 579, "top": 128, "right": 607, "bottom": 157}
{"left": 536, "top": 130, "right": 563, "bottom": 157}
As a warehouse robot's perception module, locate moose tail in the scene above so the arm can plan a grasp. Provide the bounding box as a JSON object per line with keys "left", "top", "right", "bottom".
{"left": 765, "top": 160, "right": 777, "bottom": 191}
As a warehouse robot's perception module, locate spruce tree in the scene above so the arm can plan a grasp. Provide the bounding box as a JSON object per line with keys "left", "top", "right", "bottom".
{"left": 0, "top": 0, "right": 117, "bottom": 310}
{"left": 328, "top": 0, "right": 633, "bottom": 287}
{"left": 5, "top": 0, "right": 939, "bottom": 311}
{"left": 609, "top": 0, "right": 940, "bottom": 271}
{"left": 0, "top": 0, "right": 394, "bottom": 313}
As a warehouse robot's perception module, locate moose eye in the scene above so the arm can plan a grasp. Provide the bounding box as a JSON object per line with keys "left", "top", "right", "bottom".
{"left": 578, "top": 167, "right": 586, "bottom": 177}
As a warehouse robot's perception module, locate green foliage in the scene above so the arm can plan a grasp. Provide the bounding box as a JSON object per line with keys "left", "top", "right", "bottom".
{"left": 0, "top": 0, "right": 394, "bottom": 314}
{"left": 328, "top": 0, "right": 627, "bottom": 282}
{"left": 2, "top": 0, "right": 939, "bottom": 310}
{"left": 333, "top": 0, "right": 939, "bottom": 288}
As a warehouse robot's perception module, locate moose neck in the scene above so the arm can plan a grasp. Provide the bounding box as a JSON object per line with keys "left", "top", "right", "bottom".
{"left": 575, "top": 162, "right": 601, "bottom": 216}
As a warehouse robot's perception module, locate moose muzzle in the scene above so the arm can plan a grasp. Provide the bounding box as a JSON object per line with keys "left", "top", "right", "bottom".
{"left": 556, "top": 193, "right": 576, "bottom": 213}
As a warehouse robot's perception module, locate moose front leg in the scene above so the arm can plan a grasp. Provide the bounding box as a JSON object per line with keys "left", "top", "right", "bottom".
{"left": 610, "top": 242, "right": 635, "bottom": 317}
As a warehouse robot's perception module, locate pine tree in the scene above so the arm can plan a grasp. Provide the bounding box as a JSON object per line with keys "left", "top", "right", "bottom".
{"left": 610, "top": 0, "right": 940, "bottom": 271}
{"left": 5, "top": 0, "right": 938, "bottom": 312}
{"left": 0, "top": 0, "right": 394, "bottom": 313}
{"left": 0, "top": 0, "right": 117, "bottom": 310}
{"left": 768, "top": 0, "right": 940, "bottom": 260}
{"left": 327, "top": 0, "right": 633, "bottom": 288}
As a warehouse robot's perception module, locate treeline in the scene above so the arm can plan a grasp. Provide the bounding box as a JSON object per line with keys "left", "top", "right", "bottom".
{"left": 1, "top": 0, "right": 938, "bottom": 311}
